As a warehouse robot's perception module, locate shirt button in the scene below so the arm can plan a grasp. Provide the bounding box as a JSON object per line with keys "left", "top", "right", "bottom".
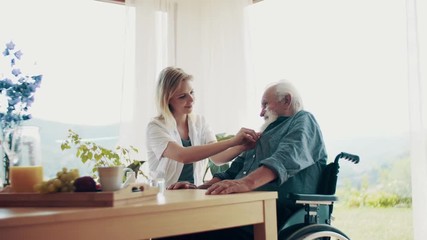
{"left": 252, "top": 154, "right": 255, "bottom": 158}
{"left": 243, "top": 171, "right": 247, "bottom": 175}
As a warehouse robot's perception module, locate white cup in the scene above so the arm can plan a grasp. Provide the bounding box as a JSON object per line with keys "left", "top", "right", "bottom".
{"left": 98, "top": 166, "right": 133, "bottom": 191}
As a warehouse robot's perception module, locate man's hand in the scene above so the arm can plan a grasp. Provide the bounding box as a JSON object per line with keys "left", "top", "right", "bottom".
{"left": 205, "top": 179, "right": 252, "bottom": 195}
{"left": 167, "top": 181, "right": 197, "bottom": 190}
{"left": 205, "top": 167, "right": 277, "bottom": 195}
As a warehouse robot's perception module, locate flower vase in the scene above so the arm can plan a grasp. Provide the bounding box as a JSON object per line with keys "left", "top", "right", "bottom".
{"left": 2, "top": 152, "right": 10, "bottom": 187}
{"left": 0, "top": 127, "right": 16, "bottom": 186}
{"left": 1, "top": 126, "right": 42, "bottom": 187}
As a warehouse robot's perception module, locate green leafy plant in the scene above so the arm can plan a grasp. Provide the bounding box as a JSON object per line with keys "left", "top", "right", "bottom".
{"left": 202, "top": 133, "right": 234, "bottom": 182}
{"left": 60, "top": 129, "right": 144, "bottom": 177}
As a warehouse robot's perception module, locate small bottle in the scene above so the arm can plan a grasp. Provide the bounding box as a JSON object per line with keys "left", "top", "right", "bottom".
{"left": 156, "top": 178, "right": 165, "bottom": 193}
{"left": 149, "top": 171, "right": 165, "bottom": 193}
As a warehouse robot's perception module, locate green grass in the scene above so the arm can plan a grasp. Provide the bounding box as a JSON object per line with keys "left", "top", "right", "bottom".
{"left": 332, "top": 204, "right": 413, "bottom": 240}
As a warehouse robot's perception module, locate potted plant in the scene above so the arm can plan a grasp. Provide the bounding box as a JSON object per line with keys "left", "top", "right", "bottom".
{"left": 60, "top": 129, "right": 146, "bottom": 181}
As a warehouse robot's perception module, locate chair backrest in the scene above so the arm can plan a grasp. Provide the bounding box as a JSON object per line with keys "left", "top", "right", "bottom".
{"left": 316, "top": 162, "right": 339, "bottom": 195}
{"left": 316, "top": 152, "right": 360, "bottom": 195}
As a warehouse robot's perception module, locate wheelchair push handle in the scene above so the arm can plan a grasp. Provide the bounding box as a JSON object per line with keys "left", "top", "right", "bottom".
{"left": 334, "top": 152, "right": 360, "bottom": 164}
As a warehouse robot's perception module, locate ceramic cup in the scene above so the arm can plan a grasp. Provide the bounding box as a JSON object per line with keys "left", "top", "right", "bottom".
{"left": 97, "top": 166, "right": 133, "bottom": 191}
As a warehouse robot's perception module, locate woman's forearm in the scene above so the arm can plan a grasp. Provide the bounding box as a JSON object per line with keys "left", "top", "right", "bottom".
{"left": 209, "top": 145, "right": 245, "bottom": 164}
{"left": 162, "top": 127, "right": 258, "bottom": 164}
{"left": 163, "top": 138, "right": 238, "bottom": 164}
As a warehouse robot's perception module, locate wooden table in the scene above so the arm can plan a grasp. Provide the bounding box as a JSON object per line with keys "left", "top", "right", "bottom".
{"left": 0, "top": 189, "right": 278, "bottom": 240}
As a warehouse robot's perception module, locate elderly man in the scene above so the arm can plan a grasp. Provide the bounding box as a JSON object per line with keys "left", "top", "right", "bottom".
{"left": 165, "top": 80, "right": 328, "bottom": 240}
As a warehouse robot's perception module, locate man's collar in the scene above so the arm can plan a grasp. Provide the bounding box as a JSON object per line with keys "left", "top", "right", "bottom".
{"left": 264, "top": 116, "right": 289, "bottom": 133}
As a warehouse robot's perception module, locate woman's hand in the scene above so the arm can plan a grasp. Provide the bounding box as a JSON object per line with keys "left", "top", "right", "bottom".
{"left": 242, "top": 132, "right": 260, "bottom": 150}
{"left": 167, "top": 181, "right": 197, "bottom": 190}
{"left": 232, "top": 128, "right": 259, "bottom": 146}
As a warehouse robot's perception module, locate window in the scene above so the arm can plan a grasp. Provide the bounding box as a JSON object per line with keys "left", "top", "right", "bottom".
{"left": 247, "top": 0, "right": 412, "bottom": 238}
{"left": 0, "top": 0, "right": 127, "bottom": 178}
{"left": 248, "top": 0, "right": 410, "bottom": 173}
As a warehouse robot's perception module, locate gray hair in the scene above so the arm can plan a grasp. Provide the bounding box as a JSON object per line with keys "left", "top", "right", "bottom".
{"left": 274, "top": 79, "right": 304, "bottom": 112}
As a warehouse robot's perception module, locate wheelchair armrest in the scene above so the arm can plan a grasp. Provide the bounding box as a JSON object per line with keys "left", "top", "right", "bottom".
{"left": 287, "top": 193, "right": 338, "bottom": 205}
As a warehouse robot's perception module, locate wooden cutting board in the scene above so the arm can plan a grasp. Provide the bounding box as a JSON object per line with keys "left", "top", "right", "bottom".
{"left": 0, "top": 184, "right": 159, "bottom": 207}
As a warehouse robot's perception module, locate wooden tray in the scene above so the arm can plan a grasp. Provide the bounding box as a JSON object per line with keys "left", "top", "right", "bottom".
{"left": 0, "top": 184, "right": 159, "bottom": 207}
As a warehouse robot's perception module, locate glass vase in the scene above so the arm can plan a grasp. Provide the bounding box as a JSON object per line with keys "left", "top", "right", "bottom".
{"left": 1, "top": 126, "right": 42, "bottom": 188}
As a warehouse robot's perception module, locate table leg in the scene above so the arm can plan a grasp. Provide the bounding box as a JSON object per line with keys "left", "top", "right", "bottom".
{"left": 253, "top": 198, "right": 277, "bottom": 240}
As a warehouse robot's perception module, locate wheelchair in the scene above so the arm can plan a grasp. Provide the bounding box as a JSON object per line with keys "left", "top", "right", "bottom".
{"left": 278, "top": 152, "right": 360, "bottom": 240}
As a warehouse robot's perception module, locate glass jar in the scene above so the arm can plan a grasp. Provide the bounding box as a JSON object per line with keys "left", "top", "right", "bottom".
{"left": 5, "top": 126, "right": 43, "bottom": 192}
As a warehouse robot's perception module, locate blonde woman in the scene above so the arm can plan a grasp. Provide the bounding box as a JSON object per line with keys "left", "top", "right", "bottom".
{"left": 146, "top": 67, "right": 258, "bottom": 188}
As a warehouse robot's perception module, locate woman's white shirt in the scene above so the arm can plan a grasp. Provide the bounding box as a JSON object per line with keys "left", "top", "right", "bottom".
{"left": 146, "top": 115, "right": 217, "bottom": 187}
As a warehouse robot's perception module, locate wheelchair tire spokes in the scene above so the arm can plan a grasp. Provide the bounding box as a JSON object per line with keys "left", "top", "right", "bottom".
{"left": 286, "top": 224, "right": 350, "bottom": 240}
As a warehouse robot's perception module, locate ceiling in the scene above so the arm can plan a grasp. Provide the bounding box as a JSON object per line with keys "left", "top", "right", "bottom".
{"left": 98, "top": 0, "right": 262, "bottom": 5}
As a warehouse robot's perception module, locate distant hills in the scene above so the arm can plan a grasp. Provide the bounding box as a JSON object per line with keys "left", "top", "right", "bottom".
{"left": 23, "top": 118, "right": 120, "bottom": 178}
{"left": 327, "top": 134, "right": 410, "bottom": 188}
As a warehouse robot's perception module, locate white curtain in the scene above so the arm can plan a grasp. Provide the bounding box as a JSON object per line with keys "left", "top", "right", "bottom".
{"left": 119, "top": 0, "right": 253, "bottom": 162}
{"left": 407, "top": 0, "right": 427, "bottom": 238}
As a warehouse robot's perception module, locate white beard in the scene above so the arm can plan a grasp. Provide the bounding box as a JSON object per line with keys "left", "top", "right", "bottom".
{"left": 259, "top": 109, "right": 278, "bottom": 133}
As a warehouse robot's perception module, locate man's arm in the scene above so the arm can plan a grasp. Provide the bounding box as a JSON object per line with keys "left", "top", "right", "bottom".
{"left": 167, "top": 154, "right": 248, "bottom": 190}
{"left": 197, "top": 177, "right": 222, "bottom": 189}
{"left": 205, "top": 166, "right": 277, "bottom": 195}
{"left": 167, "top": 166, "right": 276, "bottom": 192}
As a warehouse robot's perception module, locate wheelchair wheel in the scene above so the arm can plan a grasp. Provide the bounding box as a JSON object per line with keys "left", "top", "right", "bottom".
{"left": 286, "top": 224, "right": 350, "bottom": 240}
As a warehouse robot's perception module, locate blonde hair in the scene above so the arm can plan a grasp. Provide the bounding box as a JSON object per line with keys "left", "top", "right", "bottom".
{"left": 155, "top": 67, "right": 193, "bottom": 128}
